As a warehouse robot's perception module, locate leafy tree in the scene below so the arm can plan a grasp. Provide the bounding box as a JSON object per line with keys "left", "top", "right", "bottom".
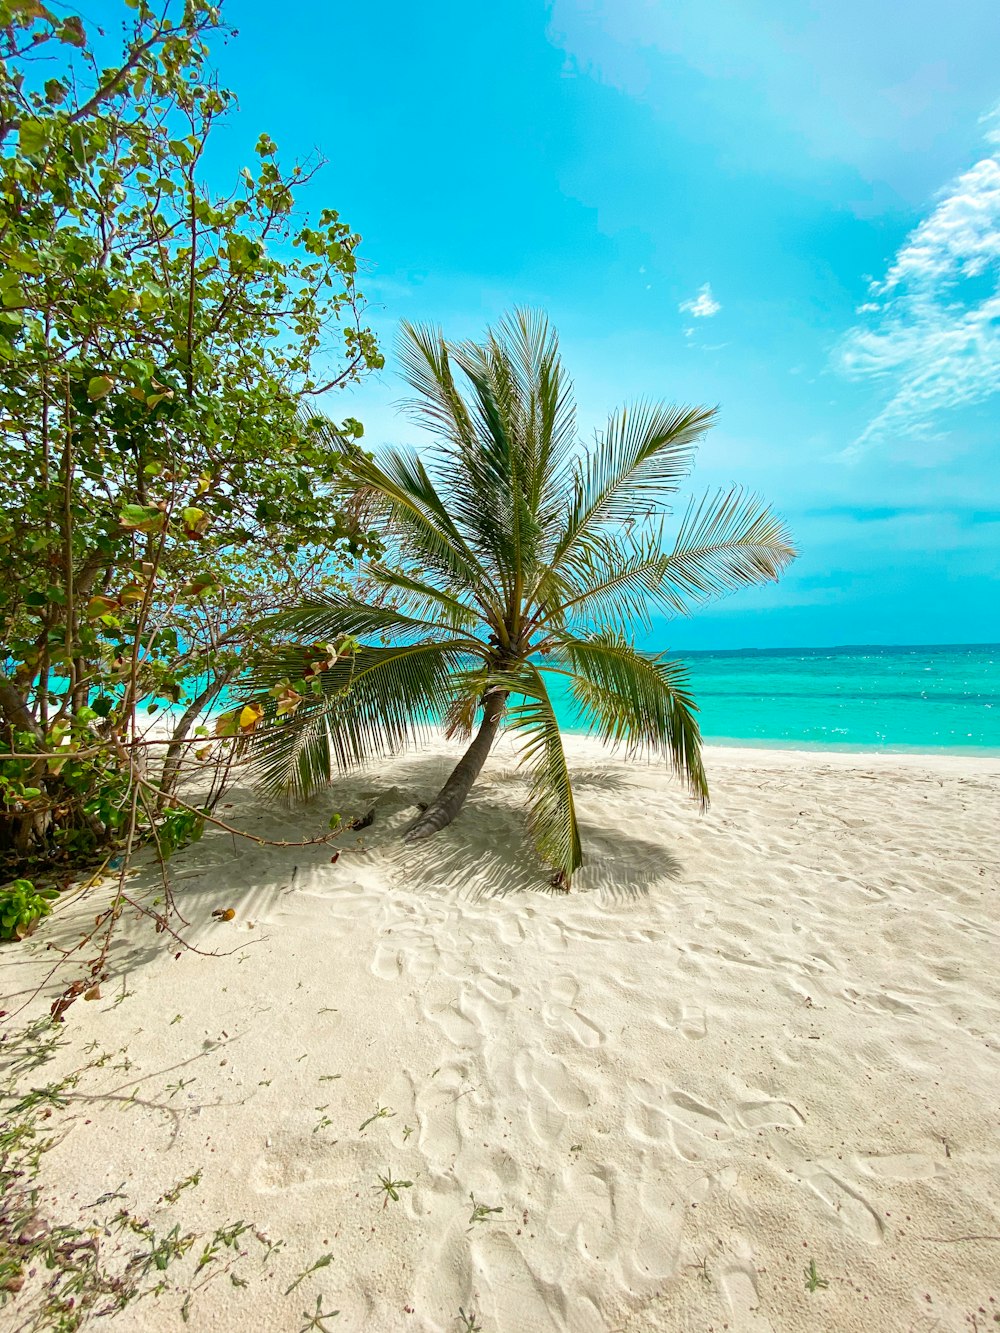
{"left": 240, "top": 311, "right": 796, "bottom": 887}
{"left": 0, "top": 0, "right": 382, "bottom": 875}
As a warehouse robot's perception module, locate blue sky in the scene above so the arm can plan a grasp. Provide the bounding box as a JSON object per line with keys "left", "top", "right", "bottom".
{"left": 212, "top": 1, "right": 999, "bottom": 650}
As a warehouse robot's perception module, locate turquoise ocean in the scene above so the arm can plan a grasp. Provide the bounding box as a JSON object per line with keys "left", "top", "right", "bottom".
{"left": 206, "top": 642, "right": 999, "bottom": 755}
{"left": 544, "top": 643, "right": 1000, "bottom": 754}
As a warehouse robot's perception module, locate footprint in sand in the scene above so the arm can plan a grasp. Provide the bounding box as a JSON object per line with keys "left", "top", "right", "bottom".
{"left": 514, "top": 1048, "right": 590, "bottom": 1143}
{"left": 542, "top": 978, "right": 605, "bottom": 1047}
{"left": 690, "top": 1165, "right": 740, "bottom": 1202}
{"left": 630, "top": 1177, "right": 684, "bottom": 1283}
{"left": 496, "top": 913, "right": 526, "bottom": 946}
{"left": 549, "top": 1169, "right": 616, "bottom": 1260}
{"left": 550, "top": 975, "right": 578, "bottom": 1004}
{"left": 603, "top": 1165, "right": 684, "bottom": 1288}
{"left": 414, "top": 1061, "right": 470, "bottom": 1166}
{"left": 806, "top": 1170, "right": 885, "bottom": 1244}
{"left": 857, "top": 1151, "right": 940, "bottom": 1181}
{"left": 737, "top": 1099, "right": 805, "bottom": 1131}
{"left": 406, "top": 945, "right": 440, "bottom": 983}
{"left": 653, "top": 1002, "right": 708, "bottom": 1039}
{"left": 411, "top": 1213, "right": 471, "bottom": 1324}
{"left": 253, "top": 1136, "right": 356, "bottom": 1194}
{"left": 629, "top": 1082, "right": 732, "bottom": 1160}
{"left": 370, "top": 943, "right": 402, "bottom": 980}
{"left": 719, "top": 1258, "right": 775, "bottom": 1332}
{"left": 478, "top": 974, "right": 519, "bottom": 1004}
{"left": 543, "top": 1002, "right": 604, "bottom": 1048}
{"left": 471, "top": 1232, "right": 606, "bottom": 1333}
{"left": 428, "top": 979, "right": 515, "bottom": 1047}
{"left": 428, "top": 997, "right": 479, "bottom": 1047}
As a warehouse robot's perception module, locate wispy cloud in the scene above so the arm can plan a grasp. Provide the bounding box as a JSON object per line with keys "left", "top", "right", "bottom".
{"left": 679, "top": 282, "right": 720, "bottom": 317}
{"left": 837, "top": 103, "right": 1000, "bottom": 459}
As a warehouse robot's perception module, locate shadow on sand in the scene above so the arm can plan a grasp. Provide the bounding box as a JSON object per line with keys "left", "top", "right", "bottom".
{"left": 332, "top": 751, "right": 683, "bottom": 902}
{"left": 2, "top": 750, "right": 684, "bottom": 1011}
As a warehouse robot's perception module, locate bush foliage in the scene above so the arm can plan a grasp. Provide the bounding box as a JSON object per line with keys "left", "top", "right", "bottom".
{"left": 0, "top": 0, "right": 381, "bottom": 882}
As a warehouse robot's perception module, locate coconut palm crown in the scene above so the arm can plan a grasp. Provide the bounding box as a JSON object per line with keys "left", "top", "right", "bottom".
{"left": 242, "top": 310, "right": 796, "bottom": 886}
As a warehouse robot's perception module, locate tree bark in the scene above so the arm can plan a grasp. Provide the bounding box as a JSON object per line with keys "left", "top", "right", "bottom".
{"left": 0, "top": 674, "right": 41, "bottom": 743}
{"left": 403, "top": 690, "right": 507, "bottom": 843}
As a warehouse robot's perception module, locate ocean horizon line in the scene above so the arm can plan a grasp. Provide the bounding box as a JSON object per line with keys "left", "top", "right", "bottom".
{"left": 661, "top": 640, "right": 999, "bottom": 658}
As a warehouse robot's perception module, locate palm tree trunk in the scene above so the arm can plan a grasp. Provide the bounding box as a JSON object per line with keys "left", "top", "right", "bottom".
{"left": 156, "top": 673, "right": 231, "bottom": 811}
{"left": 404, "top": 690, "right": 507, "bottom": 843}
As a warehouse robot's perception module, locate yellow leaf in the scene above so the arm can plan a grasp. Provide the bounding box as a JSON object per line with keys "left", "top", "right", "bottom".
{"left": 86, "top": 595, "right": 119, "bottom": 619}
{"left": 238, "top": 703, "right": 263, "bottom": 732}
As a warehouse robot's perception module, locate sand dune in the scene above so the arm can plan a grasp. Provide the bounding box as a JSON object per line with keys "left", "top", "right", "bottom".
{"left": 3, "top": 738, "right": 999, "bottom": 1332}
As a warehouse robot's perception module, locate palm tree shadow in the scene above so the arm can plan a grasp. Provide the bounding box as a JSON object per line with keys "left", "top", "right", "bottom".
{"left": 352, "top": 753, "right": 682, "bottom": 902}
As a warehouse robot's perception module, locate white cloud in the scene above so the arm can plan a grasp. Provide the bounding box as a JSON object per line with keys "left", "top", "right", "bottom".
{"left": 679, "top": 282, "right": 721, "bottom": 317}
{"left": 837, "top": 103, "right": 1000, "bottom": 458}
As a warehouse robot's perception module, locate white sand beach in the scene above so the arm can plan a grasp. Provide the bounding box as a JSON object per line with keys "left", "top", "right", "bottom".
{"left": 3, "top": 738, "right": 1000, "bottom": 1333}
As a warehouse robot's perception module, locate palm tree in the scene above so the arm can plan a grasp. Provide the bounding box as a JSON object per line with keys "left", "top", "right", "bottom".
{"left": 241, "top": 311, "right": 796, "bottom": 887}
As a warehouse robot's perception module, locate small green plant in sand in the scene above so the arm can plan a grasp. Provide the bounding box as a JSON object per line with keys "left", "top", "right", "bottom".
{"left": 457, "top": 1307, "right": 483, "bottom": 1332}
{"left": 299, "top": 1293, "right": 341, "bottom": 1331}
{"left": 468, "top": 1194, "right": 503, "bottom": 1225}
{"left": 313, "top": 1106, "right": 335, "bottom": 1134}
{"left": 285, "top": 1253, "right": 334, "bottom": 1296}
{"left": 0, "top": 879, "right": 58, "bottom": 940}
{"left": 359, "top": 1104, "right": 395, "bottom": 1133}
{"left": 0, "top": 1018, "right": 282, "bottom": 1330}
{"left": 402, "top": 1124, "right": 414, "bottom": 1141}
{"left": 375, "top": 1171, "right": 413, "bottom": 1207}
{"left": 156, "top": 1178, "right": 201, "bottom": 1210}
{"left": 804, "top": 1258, "right": 829, "bottom": 1292}
{"left": 165, "top": 1076, "right": 196, "bottom": 1099}
{"left": 687, "top": 1255, "right": 711, "bottom": 1283}
{"left": 195, "top": 1220, "right": 253, "bottom": 1273}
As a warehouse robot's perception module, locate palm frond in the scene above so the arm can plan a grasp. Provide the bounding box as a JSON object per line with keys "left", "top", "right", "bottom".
{"left": 549, "top": 401, "right": 716, "bottom": 573}
{"left": 556, "top": 633, "right": 708, "bottom": 805}
{"left": 659, "top": 487, "right": 797, "bottom": 615}
{"left": 499, "top": 663, "right": 582, "bottom": 883}
{"left": 355, "top": 445, "right": 498, "bottom": 611}
{"left": 537, "top": 525, "right": 670, "bottom": 635}
{"left": 446, "top": 337, "right": 535, "bottom": 599}
{"left": 360, "top": 564, "right": 480, "bottom": 633}
{"left": 254, "top": 594, "right": 466, "bottom": 646}
{"left": 244, "top": 639, "right": 478, "bottom": 800}
{"left": 441, "top": 666, "right": 492, "bottom": 741}
{"left": 395, "top": 321, "right": 479, "bottom": 456}
{"left": 463, "top": 309, "right": 579, "bottom": 517}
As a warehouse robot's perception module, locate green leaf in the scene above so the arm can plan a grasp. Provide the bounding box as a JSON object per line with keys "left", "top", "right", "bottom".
{"left": 119, "top": 504, "right": 167, "bottom": 534}
{"left": 18, "top": 119, "right": 48, "bottom": 156}
{"left": 87, "top": 375, "right": 114, "bottom": 401}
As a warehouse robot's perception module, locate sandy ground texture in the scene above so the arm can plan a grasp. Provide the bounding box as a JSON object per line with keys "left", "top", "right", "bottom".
{"left": 2, "top": 737, "right": 999, "bottom": 1333}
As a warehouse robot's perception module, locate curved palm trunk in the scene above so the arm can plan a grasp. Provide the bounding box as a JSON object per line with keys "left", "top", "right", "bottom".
{"left": 404, "top": 690, "right": 508, "bottom": 843}
{"left": 155, "top": 673, "right": 232, "bottom": 811}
